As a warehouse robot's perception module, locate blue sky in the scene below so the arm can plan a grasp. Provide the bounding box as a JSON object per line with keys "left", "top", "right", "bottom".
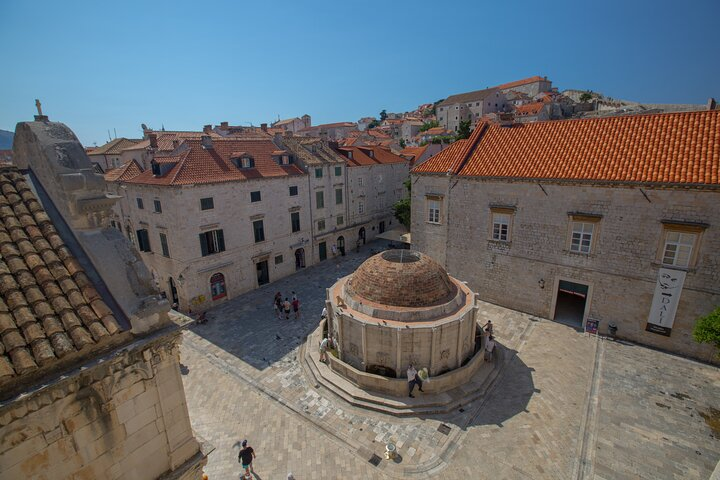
{"left": 1, "top": 0, "right": 719, "bottom": 146}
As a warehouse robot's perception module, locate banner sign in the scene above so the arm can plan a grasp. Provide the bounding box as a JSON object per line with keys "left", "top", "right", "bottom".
{"left": 646, "top": 268, "right": 686, "bottom": 336}
{"left": 585, "top": 319, "right": 599, "bottom": 334}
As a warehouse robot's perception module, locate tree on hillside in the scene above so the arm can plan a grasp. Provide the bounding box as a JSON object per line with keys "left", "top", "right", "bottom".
{"left": 399, "top": 138, "right": 406, "bottom": 148}
{"left": 579, "top": 92, "right": 593, "bottom": 103}
{"left": 367, "top": 119, "right": 380, "bottom": 129}
{"left": 419, "top": 120, "right": 439, "bottom": 132}
{"left": 379, "top": 109, "right": 388, "bottom": 122}
{"left": 693, "top": 307, "right": 720, "bottom": 358}
{"left": 392, "top": 178, "right": 412, "bottom": 230}
{"left": 456, "top": 119, "right": 471, "bottom": 140}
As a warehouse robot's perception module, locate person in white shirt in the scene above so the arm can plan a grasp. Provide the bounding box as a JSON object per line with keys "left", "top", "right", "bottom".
{"left": 485, "top": 335, "right": 496, "bottom": 362}
{"left": 319, "top": 337, "right": 329, "bottom": 362}
{"left": 407, "top": 364, "right": 423, "bottom": 397}
{"left": 321, "top": 307, "right": 328, "bottom": 319}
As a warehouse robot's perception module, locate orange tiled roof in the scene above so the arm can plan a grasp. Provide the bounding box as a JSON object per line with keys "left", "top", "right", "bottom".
{"left": 335, "top": 146, "right": 408, "bottom": 167}
{"left": 125, "top": 138, "right": 304, "bottom": 186}
{"left": 153, "top": 131, "right": 223, "bottom": 152}
{"left": 400, "top": 145, "right": 429, "bottom": 166}
{"left": 0, "top": 166, "right": 124, "bottom": 382}
{"left": 515, "top": 102, "right": 545, "bottom": 115}
{"left": 413, "top": 110, "right": 720, "bottom": 185}
{"left": 88, "top": 138, "right": 142, "bottom": 156}
{"left": 422, "top": 127, "right": 450, "bottom": 136}
{"left": 496, "top": 76, "right": 548, "bottom": 91}
{"left": 105, "top": 159, "right": 144, "bottom": 182}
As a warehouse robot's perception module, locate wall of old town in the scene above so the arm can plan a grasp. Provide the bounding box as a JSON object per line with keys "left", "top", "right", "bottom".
{"left": 0, "top": 332, "right": 203, "bottom": 479}
{"left": 412, "top": 174, "right": 720, "bottom": 363}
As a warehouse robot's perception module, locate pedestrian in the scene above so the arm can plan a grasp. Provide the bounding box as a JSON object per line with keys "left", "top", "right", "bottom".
{"left": 291, "top": 291, "right": 298, "bottom": 302}
{"left": 274, "top": 292, "right": 282, "bottom": 319}
{"left": 321, "top": 306, "right": 328, "bottom": 320}
{"left": 331, "top": 243, "right": 337, "bottom": 257}
{"left": 283, "top": 298, "right": 291, "bottom": 320}
{"left": 407, "top": 364, "right": 423, "bottom": 397}
{"left": 238, "top": 439, "right": 255, "bottom": 479}
{"left": 484, "top": 320, "right": 494, "bottom": 336}
{"left": 485, "top": 335, "right": 496, "bottom": 362}
{"left": 319, "top": 336, "right": 329, "bottom": 362}
{"left": 292, "top": 297, "right": 301, "bottom": 320}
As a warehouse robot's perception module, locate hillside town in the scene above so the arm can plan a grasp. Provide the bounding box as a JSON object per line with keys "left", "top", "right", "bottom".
{"left": 1, "top": 4, "right": 719, "bottom": 477}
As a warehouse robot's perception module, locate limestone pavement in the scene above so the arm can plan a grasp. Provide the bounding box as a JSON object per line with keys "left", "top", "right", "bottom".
{"left": 179, "top": 241, "right": 720, "bottom": 479}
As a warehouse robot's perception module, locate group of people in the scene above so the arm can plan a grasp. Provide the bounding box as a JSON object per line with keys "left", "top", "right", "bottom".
{"left": 274, "top": 291, "right": 301, "bottom": 320}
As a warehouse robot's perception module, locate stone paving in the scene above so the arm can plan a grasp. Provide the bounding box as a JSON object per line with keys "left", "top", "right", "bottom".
{"left": 178, "top": 240, "right": 720, "bottom": 479}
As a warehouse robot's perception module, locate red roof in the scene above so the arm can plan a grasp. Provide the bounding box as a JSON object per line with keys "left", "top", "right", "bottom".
{"left": 335, "top": 146, "right": 408, "bottom": 167}
{"left": 125, "top": 138, "right": 304, "bottom": 186}
{"left": 515, "top": 102, "right": 545, "bottom": 115}
{"left": 400, "top": 145, "right": 429, "bottom": 166}
{"left": 421, "top": 127, "right": 450, "bottom": 136}
{"left": 414, "top": 110, "right": 720, "bottom": 185}
{"left": 496, "top": 76, "right": 548, "bottom": 91}
{"left": 105, "top": 159, "right": 143, "bottom": 182}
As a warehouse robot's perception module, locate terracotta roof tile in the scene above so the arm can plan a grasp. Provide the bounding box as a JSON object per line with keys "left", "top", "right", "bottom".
{"left": 0, "top": 166, "right": 126, "bottom": 383}
{"left": 333, "top": 146, "right": 409, "bottom": 167}
{"left": 496, "top": 75, "right": 548, "bottom": 91}
{"left": 88, "top": 138, "right": 142, "bottom": 156}
{"left": 104, "top": 159, "right": 144, "bottom": 182}
{"left": 515, "top": 102, "right": 545, "bottom": 115}
{"left": 414, "top": 110, "right": 720, "bottom": 185}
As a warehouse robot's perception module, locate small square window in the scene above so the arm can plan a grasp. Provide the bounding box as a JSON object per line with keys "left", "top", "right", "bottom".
{"left": 492, "top": 213, "right": 511, "bottom": 241}
{"left": 427, "top": 197, "right": 441, "bottom": 224}
{"left": 315, "top": 168, "right": 323, "bottom": 178}
{"left": 662, "top": 230, "right": 697, "bottom": 267}
{"left": 570, "top": 222, "right": 595, "bottom": 254}
{"left": 334, "top": 166, "right": 342, "bottom": 176}
{"left": 251, "top": 191, "right": 261, "bottom": 203}
{"left": 289, "top": 186, "right": 298, "bottom": 196}
{"left": 318, "top": 219, "right": 326, "bottom": 231}
{"left": 337, "top": 215, "right": 344, "bottom": 226}
{"left": 136, "top": 198, "right": 144, "bottom": 209}
{"left": 200, "top": 197, "right": 214, "bottom": 210}
{"left": 274, "top": 255, "right": 283, "bottom": 265}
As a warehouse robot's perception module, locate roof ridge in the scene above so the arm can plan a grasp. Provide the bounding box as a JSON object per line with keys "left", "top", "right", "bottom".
{"left": 169, "top": 149, "right": 191, "bottom": 185}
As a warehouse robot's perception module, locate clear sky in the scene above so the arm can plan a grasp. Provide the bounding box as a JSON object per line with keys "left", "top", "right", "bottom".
{"left": 1, "top": 0, "right": 719, "bottom": 146}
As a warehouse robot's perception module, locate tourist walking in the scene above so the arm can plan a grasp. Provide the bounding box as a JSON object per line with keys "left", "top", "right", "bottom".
{"left": 292, "top": 297, "right": 301, "bottom": 320}
{"left": 407, "top": 364, "right": 423, "bottom": 397}
{"left": 485, "top": 335, "right": 496, "bottom": 362}
{"left": 484, "top": 320, "right": 494, "bottom": 336}
{"left": 238, "top": 439, "right": 256, "bottom": 479}
{"left": 282, "top": 298, "right": 291, "bottom": 320}
{"left": 319, "top": 336, "right": 330, "bottom": 362}
{"left": 274, "top": 292, "right": 283, "bottom": 319}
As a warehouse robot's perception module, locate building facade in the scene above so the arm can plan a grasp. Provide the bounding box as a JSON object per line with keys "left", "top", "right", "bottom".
{"left": 412, "top": 111, "right": 720, "bottom": 363}
{"left": 437, "top": 88, "right": 507, "bottom": 132}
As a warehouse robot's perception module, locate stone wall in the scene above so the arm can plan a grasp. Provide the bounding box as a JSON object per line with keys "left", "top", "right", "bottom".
{"left": 0, "top": 330, "right": 205, "bottom": 479}
{"left": 412, "top": 175, "right": 720, "bottom": 363}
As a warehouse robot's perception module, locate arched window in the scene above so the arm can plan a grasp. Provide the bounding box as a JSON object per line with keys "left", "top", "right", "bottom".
{"left": 210, "top": 273, "right": 226, "bottom": 300}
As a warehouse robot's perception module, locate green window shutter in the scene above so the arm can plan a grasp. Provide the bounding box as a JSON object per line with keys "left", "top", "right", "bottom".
{"left": 217, "top": 229, "right": 225, "bottom": 252}
{"left": 200, "top": 233, "right": 208, "bottom": 256}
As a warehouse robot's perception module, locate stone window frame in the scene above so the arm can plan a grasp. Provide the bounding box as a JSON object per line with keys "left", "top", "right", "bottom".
{"left": 567, "top": 213, "right": 602, "bottom": 255}
{"left": 358, "top": 201, "right": 364, "bottom": 215}
{"left": 253, "top": 219, "right": 265, "bottom": 243}
{"left": 337, "top": 215, "right": 344, "bottom": 226}
{"left": 159, "top": 232, "right": 170, "bottom": 257}
{"left": 657, "top": 221, "right": 707, "bottom": 269}
{"left": 335, "top": 188, "right": 343, "bottom": 205}
{"left": 291, "top": 211, "right": 301, "bottom": 233}
{"left": 489, "top": 206, "right": 515, "bottom": 242}
{"left": 274, "top": 254, "right": 284, "bottom": 265}
{"left": 316, "top": 190, "right": 325, "bottom": 209}
{"left": 318, "top": 219, "right": 326, "bottom": 231}
{"left": 426, "top": 195, "right": 443, "bottom": 224}
{"left": 289, "top": 185, "right": 298, "bottom": 196}
{"left": 200, "top": 197, "right": 214, "bottom": 210}
{"left": 250, "top": 191, "right": 262, "bottom": 203}
{"left": 315, "top": 168, "right": 323, "bottom": 178}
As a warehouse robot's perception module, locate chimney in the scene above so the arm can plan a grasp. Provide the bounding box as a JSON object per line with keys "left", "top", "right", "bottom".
{"left": 201, "top": 135, "right": 213, "bottom": 149}
{"left": 221, "top": 121, "right": 229, "bottom": 129}
{"left": 148, "top": 133, "right": 158, "bottom": 149}
{"left": 261, "top": 123, "right": 268, "bottom": 132}
{"left": 203, "top": 124, "right": 212, "bottom": 134}
{"left": 497, "top": 112, "right": 515, "bottom": 127}
{"left": 708, "top": 98, "right": 717, "bottom": 110}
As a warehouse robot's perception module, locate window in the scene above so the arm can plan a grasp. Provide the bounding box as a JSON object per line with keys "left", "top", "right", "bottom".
{"left": 335, "top": 188, "right": 343, "bottom": 205}
{"left": 275, "top": 255, "right": 283, "bottom": 265}
{"left": 291, "top": 212, "right": 301, "bottom": 233}
{"left": 153, "top": 199, "right": 162, "bottom": 213}
{"left": 427, "top": 196, "right": 441, "bottom": 224}
{"left": 358, "top": 177, "right": 364, "bottom": 187}
{"left": 662, "top": 231, "right": 695, "bottom": 267}
{"left": 136, "top": 198, "right": 144, "bottom": 209}
{"left": 337, "top": 215, "right": 344, "bottom": 226}
{"left": 159, "top": 233, "right": 170, "bottom": 257}
{"left": 570, "top": 222, "right": 595, "bottom": 254}
{"left": 289, "top": 185, "right": 298, "bottom": 196}
{"left": 490, "top": 208, "right": 514, "bottom": 241}
{"left": 151, "top": 162, "right": 161, "bottom": 175}
{"left": 316, "top": 191, "right": 324, "bottom": 209}
{"left": 210, "top": 273, "right": 226, "bottom": 300}
{"left": 199, "top": 229, "right": 225, "bottom": 256}
{"left": 318, "top": 219, "right": 326, "bottom": 231}
{"left": 334, "top": 166, "right": 342, "bottom": 176}
{"left": 253, "top": 220, "right": 265, "bottom": 243}
{"left": 251, "top": 191, "right": 261, "bottom": 203}
{"left": 358, "top": 201, "right": 364, "bottom": 214}
{"left": 315, "top": 168, "right": 323, "bottom": 178}
{"left": 136, "top": 229, "right": 151, "bottom": 252}
{"left": 200, "top": 197, "right": 214, "bottom": 210}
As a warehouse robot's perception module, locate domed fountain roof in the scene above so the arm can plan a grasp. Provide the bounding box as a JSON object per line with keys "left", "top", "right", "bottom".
{"left": 347, "top": 250, "right": 457, "bottom": 308}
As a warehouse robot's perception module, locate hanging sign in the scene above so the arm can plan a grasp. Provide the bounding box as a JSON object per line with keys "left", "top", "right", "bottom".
{"left": 646, "top": 268, "right": 686, "bottom": 336}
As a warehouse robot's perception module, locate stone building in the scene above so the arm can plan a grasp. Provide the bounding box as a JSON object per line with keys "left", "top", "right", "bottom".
{"left": 271, "top": 114, "right": 311, "bottom": 133}
{"left": 436, "top": 88, "right": 507, "bottom": 132}
{"left": 1, "top": 116, "right": 207, "bottom": 478}
{"left": 88, "top": 138, "right": 142, "bottom": 172}
{"left": 296, "top": 122, "right": 358, "bottom": 141}
{"left": 106, "top": 135, "right": 311, "bottom": 312}
{"left": 412, "top": 110, "right": 720, "bottom": 363}
{"left": 496, "top": 75, "right": 553, "bottom": 97}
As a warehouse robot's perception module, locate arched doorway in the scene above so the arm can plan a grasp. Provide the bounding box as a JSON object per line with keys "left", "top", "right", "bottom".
{"left": 210, "top": 273, "right": 226, "bottom": 300}
{"left": 168, "top": 277, "right": 179, "bottom": 306}
{"left": 295, "top": 248, "right": 306, "bottom": 270}
{"left": 337, "top": 236, "right": 345, "bottom": 256}
{"left": 358, "top": 227, "right": 366, "bottom": 244}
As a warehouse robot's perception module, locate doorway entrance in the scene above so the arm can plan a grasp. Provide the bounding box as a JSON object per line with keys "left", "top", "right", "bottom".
{"left": 379, "top": 221, "right": 386, "bottom": 234}
{"left": 337, "top": 236, "right": 345, "bottom": 256}
{"left": 358, "top": 227, "right": 366, "bottom": 245}
{"left": 256, "top": 260, "right": 269, "bottom": 286}
{"left": 553, "top": 280, "right": 589, "bottom": 328}
{"left": 319, "top": 242, "right": 327, "bottom": 261}
{"left": 168, "top": 277, "right": 179, "bottom": 305}
{"left": 294, "top": 248, "right": 306, "bottom": 270}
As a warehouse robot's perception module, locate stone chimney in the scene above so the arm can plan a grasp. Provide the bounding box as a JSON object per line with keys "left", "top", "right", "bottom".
{"left": 148, "top": 132, "right": 158, "bottom": 149}
{"left": 708, "top": 98, "right": 717, "bottom": 110}
{"left": 497, "top": 112, "right": 515, "bottom": 127}
{"left": 203, "top": 124, "right": 212, "bottom": 134}
{"left": 201, "top": 135, "right": 213, "bottom": 149}
{"left": 261, "top": 123, "right": 268, "bottom": 132}
{"left": 221, "top": 121, "right": 229, "bottom": 128}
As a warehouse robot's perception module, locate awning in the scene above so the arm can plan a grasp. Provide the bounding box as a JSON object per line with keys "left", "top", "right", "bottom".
{"left": 376, "top": 227, "right": 411, "bottom": 244}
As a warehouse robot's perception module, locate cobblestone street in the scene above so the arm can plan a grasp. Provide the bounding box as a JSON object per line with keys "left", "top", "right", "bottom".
{"left": 179, "top": 241, "right": 720, "bottom": 479}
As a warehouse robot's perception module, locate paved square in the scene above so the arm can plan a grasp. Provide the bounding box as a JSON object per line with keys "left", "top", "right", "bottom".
{"left": 179, "top": 241, "right": 720, "bottom": 479}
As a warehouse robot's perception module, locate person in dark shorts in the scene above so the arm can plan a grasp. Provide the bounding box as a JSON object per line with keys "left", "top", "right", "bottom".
{"left": 283, "top": 298, "right": 291, "bottom": 320}
{"left": 238, "top": 439, "right": 255, "bottom": 479}
{"left": 292, "top": 297, "right": 300, "bottom": 320}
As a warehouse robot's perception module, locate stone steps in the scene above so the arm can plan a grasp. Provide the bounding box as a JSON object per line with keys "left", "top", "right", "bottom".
{"left": 300, "top": 327, "right": 501, "bottom": 417}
